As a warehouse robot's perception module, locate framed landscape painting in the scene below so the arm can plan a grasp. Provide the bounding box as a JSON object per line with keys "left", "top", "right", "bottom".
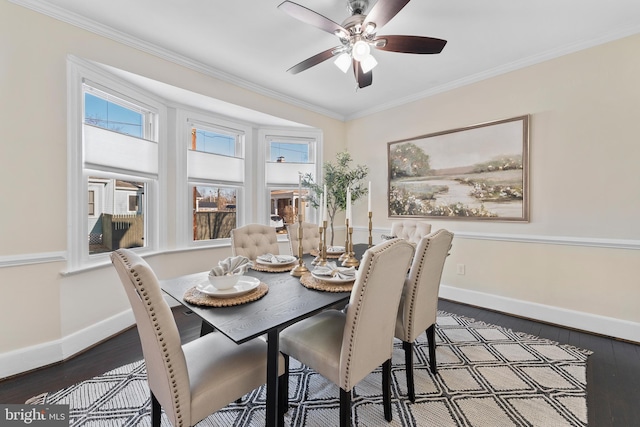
{"left": 388, "top": 115, "right": 529, "bottom": 221}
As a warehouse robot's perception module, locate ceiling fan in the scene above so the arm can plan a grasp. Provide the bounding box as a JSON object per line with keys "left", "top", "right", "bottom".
{"left": 278, "top": 0, "right": 447, "bottom": 89}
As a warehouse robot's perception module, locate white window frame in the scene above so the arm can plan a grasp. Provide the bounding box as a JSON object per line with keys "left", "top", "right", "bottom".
{"left": 176, "top": 109, "right": 252, "bottom": 248}
{"left": 258, "top": 128, "right": 323, "bottom": 229}
{"left": 66, "top": 55, "right": 167, "bottom": 272}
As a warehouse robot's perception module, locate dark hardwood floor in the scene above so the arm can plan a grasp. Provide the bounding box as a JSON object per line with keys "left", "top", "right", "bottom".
{"left": 1, "top": 299, "right": 638, "bottom": 426}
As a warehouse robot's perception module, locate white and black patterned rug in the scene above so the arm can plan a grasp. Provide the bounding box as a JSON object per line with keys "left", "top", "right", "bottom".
{"left": 28, "top": 312, "right": 591, "bottom": 426}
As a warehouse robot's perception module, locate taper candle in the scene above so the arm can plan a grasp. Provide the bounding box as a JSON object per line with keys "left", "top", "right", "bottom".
{"left": 323, "top": 184, "right": 328, "bottom": 221}
{"left": 346, "top": 186, "right": 351, "bottom": 223}
{"left": 298, "top": 174, "right": 302, "bottom": 213}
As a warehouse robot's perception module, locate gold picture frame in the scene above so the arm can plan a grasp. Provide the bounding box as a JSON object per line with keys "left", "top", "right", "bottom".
{"left": 388, "top": 115, "right": 529, "bottom": 221}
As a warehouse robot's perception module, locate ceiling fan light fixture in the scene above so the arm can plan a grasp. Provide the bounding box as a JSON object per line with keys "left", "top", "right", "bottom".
{"left": 334, "top": 28, "right": 350, "bottom": 39}
{"left": 351, "top": 40, "right": 370, "bottom": 61}
{"left": 334, "top": 53, "right": 351, "bottom": 73}
{"left": 364, "top": 22, "right": 376, "bottom": 35}
{"left": 360, "top": 53, "right": 377, "bottom": 73}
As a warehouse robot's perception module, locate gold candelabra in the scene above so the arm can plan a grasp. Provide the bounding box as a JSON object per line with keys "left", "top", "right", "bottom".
{"left": 368, "top": 211, "right": 373, "bottom": 248}
{"left": 312, "top": 221, "right": 328, "bottom": 266}
{"left": 338, "top": 218, "right": 350, "bottom": 263}
{"left": 342, "top": 225, "right": 359, "bottom": 268}
{"left": 290, "top": 213, "right": 309, "bottom": 277}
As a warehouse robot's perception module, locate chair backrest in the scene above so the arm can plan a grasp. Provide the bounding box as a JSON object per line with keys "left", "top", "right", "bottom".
{"left": 340, "top": 238, "right": 414, "bottom": 390}
{"left": 230, "top": 224, "right": 279, "bottom": 260}
{"left": 390, "top": 220, "right": 432, "bottom": 245}
{"left": 396, "top": 229, "right": 454, "bottom": 343}
{"left": 286, "top": 222, "right": 320, "bottom": 255}
{"left": 111, "top": 249, "right": 191, "bottom": 427}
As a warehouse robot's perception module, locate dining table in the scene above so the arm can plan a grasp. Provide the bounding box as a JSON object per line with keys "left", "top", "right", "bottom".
{"left": 160, "top": 245, "right": 368, "bottom": 427}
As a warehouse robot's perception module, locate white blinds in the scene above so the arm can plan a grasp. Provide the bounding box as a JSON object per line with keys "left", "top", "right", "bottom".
{"left": 188, "top": 150, "right": 244, "bottom": 182}
{"left": 265, "top": 162, "right": 315, "bottom": 185}
{"left": 84, "top": 124, "right": 158, "bottom": 176}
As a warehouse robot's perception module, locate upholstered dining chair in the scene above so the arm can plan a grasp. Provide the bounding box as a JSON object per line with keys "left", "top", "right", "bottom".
{"left": 231, "top": 223, "right": 279, "bottom": 260}
{"left": 395, "top": 229, "right": 454, "bottom": 402}
{"left": 286, "top": 221, "right": 320, "bottom": 255}
{"left": 111, "top": 248, "right": 285, "bottom": 427}
{"left": 388, "top": 220, "right": 432, "bottom": 246}
{"left": 279, "top": 238, "right": 415, "bottom": 427}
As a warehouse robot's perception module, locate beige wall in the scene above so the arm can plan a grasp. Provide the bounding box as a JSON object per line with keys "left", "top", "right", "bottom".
{"left": 346, "top": 34, "right": 640, "bottom": 335}
{"left": 1, "top": 1, "right": 639, "bottom": 378}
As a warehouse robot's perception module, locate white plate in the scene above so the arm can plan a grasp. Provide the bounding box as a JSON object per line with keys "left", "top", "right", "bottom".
{"left": 327, "top": 246, "right": 345, "bottom": 254}
{"left": 311, "top": 272, "right": 356, "bottom": 284}
{"left": 256, "top": 254, "right": 297, "bottom": 266}
{"left": 196, "top": 276, "right": 260, "bottom": 299}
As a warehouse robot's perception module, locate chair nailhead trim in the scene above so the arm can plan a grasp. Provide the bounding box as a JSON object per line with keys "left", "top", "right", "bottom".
{"left": 116, "top": 252, "right": 186, "bottom": 427}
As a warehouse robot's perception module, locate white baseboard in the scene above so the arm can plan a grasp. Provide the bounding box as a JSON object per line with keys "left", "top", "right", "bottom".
{"left": 0, "top": 294, "right": 181, "bottom": 379}
{"left": 439, "top": 284, "right": 640, "bottom": 343}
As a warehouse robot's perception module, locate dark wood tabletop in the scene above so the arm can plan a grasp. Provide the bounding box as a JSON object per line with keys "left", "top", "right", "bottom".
{"left": 160, "top": 261, "right": 350, "bottom": 344}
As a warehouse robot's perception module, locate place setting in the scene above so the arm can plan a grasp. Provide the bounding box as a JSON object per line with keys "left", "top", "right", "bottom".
{"left": 250, "top": 253, "right": 298, "bottom": 272}
{"left": 300, "top": 261, "right": 357, "bottom": 292}
{"left": 183, "top": 256, "right": 269, "bottom": 307}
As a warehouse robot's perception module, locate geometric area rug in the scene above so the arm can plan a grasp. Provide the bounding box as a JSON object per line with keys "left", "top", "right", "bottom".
{"left": 27, "top": 311, "right": 592, "bottom": 426}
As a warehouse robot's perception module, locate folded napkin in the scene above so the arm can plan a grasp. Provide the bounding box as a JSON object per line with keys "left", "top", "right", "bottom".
{"left": 312, "top": 262, "right": 356, "bottom": 280}
{"left": 209, "top": 255, "right": 253, "bottom": 276}
{"left": 257, "top": 253, "right": 293, "bottom": 264}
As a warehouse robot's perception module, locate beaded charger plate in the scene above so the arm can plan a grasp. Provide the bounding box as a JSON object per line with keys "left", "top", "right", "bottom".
{"left": 250, "top": 263, "right": 295, "bottom": 273}
{"left": 300, "top": 273, "right": 354, "bottom": 292}
{"left": 183, "top": 283, "right": 268, "bottom": 307}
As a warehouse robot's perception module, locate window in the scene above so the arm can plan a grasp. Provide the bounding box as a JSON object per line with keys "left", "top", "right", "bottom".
{"left": 261, "top": 131, "right": 321, "bottom": 233}
{"left": 68, "top": 56, "right": 322, "bottom": 270}
{"left": 88, "top": 190, "right": 95, "bottom": 216}
{"left": 88, "top": 177, "right": 146, "bottom": 255}
{"left": 84, "top": 90, "right": 148, "bottom": 138}
{"left": 128, "top": 194, "right": 140, "bottom": 212}
{"left": 193, "top": 185, "right": 237, "bottom": 240}
{"left": 67, "top": 56, "right": 163, "bottom": 270}
{"left": 269, "top": 141, "right": 310, "bottom": 163}
{"left": 181, "top": 114, "right": 248, "bottom": 245}
{"left": 192, "top": 128, "right": 239, "bottom": 156}
{"left": 81, "top": 82, "right": 157, "bottom": 257}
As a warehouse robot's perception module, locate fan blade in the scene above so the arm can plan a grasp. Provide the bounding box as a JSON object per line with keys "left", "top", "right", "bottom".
{"left": 373, "top": 35, "right": 447, "bottom": 54}
{"left": 287, "top": 47, "right": 338, "bottom": 74}
{"left": 353, "top": 59, "right": 372, "bottom": 88}
{"left": 363, "top": 0, "right": 410, "bottom": 31}
{"left": 278, "top": 1, "right": 347, "bottom": 36}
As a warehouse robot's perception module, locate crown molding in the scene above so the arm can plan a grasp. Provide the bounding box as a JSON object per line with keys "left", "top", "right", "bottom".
{"left": 346, "top": 24, "right": 640, "bottom": 121}
{"left": 9, "top": 0, "right": 346, "bottom": 121}
{"left": 10, "top": 0, "right": 640, "bottom": 123}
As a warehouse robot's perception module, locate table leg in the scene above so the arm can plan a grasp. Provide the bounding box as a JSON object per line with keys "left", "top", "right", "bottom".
{"left": 266, "top": 328, "right": 283, "bottom": 427}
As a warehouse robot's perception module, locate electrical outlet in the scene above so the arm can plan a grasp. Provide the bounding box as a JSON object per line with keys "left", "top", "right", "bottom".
{"left": 456, "top": 264, "right": 465, "bottom": 275}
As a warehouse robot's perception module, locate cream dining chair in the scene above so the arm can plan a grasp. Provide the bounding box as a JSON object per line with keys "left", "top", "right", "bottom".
{"left": 111, "top": 248, "right": 285, "bottom": 427}
{"left": 230, "top": 223, "right": 279, "bottom": 260}
{"left": 286, "top": 221, "right": 320, "bottom": 255}
{"left": 395, "top": 229, "right": 454, "bottom": 402}
{"left": 388, "top": 220, "right": 432, "bottom": 245}
{"left": 279, "top": 238, "right": 415, "bottom": 427}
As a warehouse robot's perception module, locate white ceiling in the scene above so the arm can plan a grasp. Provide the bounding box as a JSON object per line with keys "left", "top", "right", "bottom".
{"left": 19, "top": 0, "right": 640, "bottom": 121}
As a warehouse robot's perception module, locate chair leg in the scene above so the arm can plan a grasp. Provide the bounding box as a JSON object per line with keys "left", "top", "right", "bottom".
{"left": 426, "top": 324, "right": 437, "bottom": 374}
{"left": 402, "top": 341, "right": 416, "bottom": 403}
{"left": 279, "top": 354, "right": 290, "bottom": 414}
{"left": 150, "top": 391, "right": 161, "bottom": 427}
{"left": 382, "top": 359, "right": 393, "bottom": 421}
{"left": 339, "top": 388, "right": 351, "bottom": 427}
